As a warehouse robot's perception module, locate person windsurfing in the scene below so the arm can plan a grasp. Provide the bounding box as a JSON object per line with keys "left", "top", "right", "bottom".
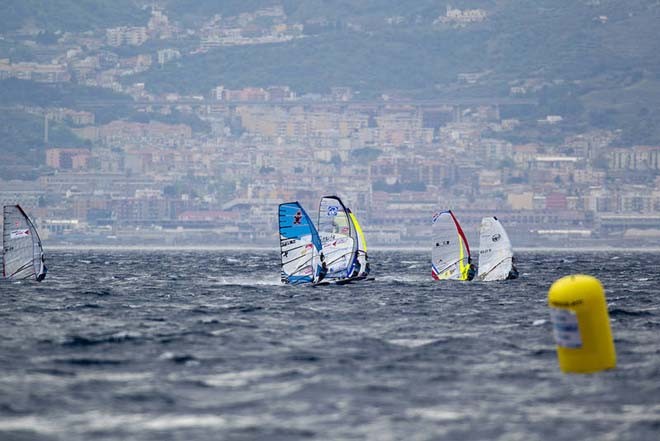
{"left": 466, "top": 257, "right": 477, "bottom": 281}
{"left": 317, "top": 253, "right": 328, "bottom": 283}
{"left": 36, "top": 253, "right": 47, "bottom": 282}
{"left": 350, "top": 250, "right": 361, "bottom": 278}
{"left": 506, "top": 256, "right": 519, "bottom": 280}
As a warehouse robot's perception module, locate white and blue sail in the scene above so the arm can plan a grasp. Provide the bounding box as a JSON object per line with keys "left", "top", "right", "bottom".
{"left": 317, "top": 196, "right": 357, "bottom": 280}
{"left": 2, "top": 205, "right": 47, "bottom": 282}
{"left": 279, "top": 202, "right": 323, "bottom": 285}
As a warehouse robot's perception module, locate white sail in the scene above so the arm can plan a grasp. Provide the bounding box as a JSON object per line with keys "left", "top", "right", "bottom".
{"left": 431, "top": 210, "right": 471, "bottom": 280}
{"left": 477, "top": 216, "right": 514, "bottom": 281}
{"left": 317, "top": 196, "right": 356, "bottom": 280}
{"left": 2, "top": 205, "right": 47, "bottom": 281}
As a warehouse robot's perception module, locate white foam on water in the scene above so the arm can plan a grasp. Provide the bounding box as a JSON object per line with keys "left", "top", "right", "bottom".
{"left": 175, "top": 368, "right": 280, "bottom": 388}
{"left": 525, "top": 403, "right": 660, "bottom": 423}
{"left": 0, "top": 371, "right": 154, "bottom": 387}
{"left": 406, "top": 407, "right": 469, "bottom": 422}
{"left": 209, "top": 276, "right": 282, "bottom": 286}
{"left": 134, "top": 414, "right": 229, "bottom": 431}
{"left": 0, "top": 416, "right": 59, "bottom": 433}
{"left": 75, "top": 372, "right": 154, "bottom": 382}
{"left": 387, "top": 338, "right": 438, "bottom": 348}
{"left": 108, "top": 330, "right": 143, "bottom": 340}
{"left": 376, "top": 274, "right": 430, "bottom": 283}
{"left": 209, "top": 329, "right": 233, "bottom": 336}
{"left": 0, "top": 412, "right": 228, "bottom": 434}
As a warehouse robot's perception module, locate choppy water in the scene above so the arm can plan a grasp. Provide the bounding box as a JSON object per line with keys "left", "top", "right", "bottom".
{"left": 1, "top": 249, "right": 659, "bottom": 441}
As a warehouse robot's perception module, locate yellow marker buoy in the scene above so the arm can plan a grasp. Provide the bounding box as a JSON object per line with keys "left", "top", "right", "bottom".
{"left": 548, "top": 274, "right": 616, "bottom": 373}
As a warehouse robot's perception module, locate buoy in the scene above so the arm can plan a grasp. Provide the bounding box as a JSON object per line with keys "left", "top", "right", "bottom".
{"left": 547, "top": 274, "right": 616, "bottom": 373}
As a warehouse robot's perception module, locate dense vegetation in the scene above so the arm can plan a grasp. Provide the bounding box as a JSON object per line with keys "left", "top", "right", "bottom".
{"left": 0, "top": 0, "right": 148, "bottom": 31}
{"left": 0, "top": 110, "right": 87, "bottom": 180}
{"left": 0, "top": 79, "right": 132, "bottom": 109}
{"left": 129, "top": 27, "right": 487, "bottom": 98}
{"left": 0, "top": 79, "right": 209, "bottom": 167}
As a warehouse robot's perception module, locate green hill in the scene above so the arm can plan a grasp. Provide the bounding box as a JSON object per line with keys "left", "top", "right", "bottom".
{"left": 0, "top": 0, "right": 148, "bottom": 32}
{"left": 0, "top": 109, "right": 87, "bottom": 180}
{"left": 129, "top": 27, "right": 487, "bottom": 98}
{"left": 0, "top": 79, "right": 132, "bottom": 107}
{"left": 3, "top": 1, "right": 660, "bottom": 144}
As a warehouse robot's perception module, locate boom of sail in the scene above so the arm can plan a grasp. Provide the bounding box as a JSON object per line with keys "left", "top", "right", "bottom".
{"left": 431, "top": 210, "right": 471, "bottom": 281}
{"left": 279, "top": 202, "right": 323, "bottom": 284}
{"left": 2, "top": 205, "right": 47, "bottom": 281}
{"left": 477, "top": 216, "right": 516, "bottom": 281}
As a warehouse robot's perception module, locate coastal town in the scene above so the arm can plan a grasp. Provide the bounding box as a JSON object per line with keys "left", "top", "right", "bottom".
{"left": 1, "top": 5, "right": 659, "bottom": 248}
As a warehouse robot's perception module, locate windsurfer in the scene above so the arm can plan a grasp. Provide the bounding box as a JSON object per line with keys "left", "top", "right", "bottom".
{"left": 36, "top": 253, "right": 47, "bottom": 282}
{"left": 466, "top": 257, "right": 477, "bottom": 281}
{"left": 350, "top": 251, "right": 361, "bottom": 278}
{"left": 506, "top": 256, "right": 519, "bottom": 280}
{"left": 317, "top": 253, "right": 328, "bottom": 283}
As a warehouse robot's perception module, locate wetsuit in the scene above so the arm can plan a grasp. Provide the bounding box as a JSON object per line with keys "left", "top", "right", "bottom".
{"left": 317, "top": 261, "right": 328, "bottom": 283}
{"left": 466, "top": 264, "right": 477, "bottom": 281}
{"left": 36, "top": 254, "right": 47, "bottom": 282}
{"left": 506, "top": 265, "right": 519, "bottom": 280}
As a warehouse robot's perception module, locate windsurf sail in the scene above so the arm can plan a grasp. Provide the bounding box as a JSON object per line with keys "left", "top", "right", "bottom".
{"left": 317, "top": 196, "right": 356, "bottom": 280}
{"left": 347, "top": 207, "right": 369, "bottom": 278}
{"left": 2, "top": 205, "right": 47, "bottom": 281}
{"left": 477, "top": 216, "right": 516, "bottom": 281}
{"left": 431, "top": 210, "right": 471, "bottom": 280}
{"left": 279, "top": 202, "right": 323, "bottom": 284}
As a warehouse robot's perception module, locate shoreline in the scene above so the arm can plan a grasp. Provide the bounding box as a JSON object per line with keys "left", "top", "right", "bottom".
{"left": 45, "top": 244, "right": 660, "bottom": 253}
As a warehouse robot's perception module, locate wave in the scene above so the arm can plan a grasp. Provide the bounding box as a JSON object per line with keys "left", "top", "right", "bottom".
{"left": 387, "top": 338, "right": 440, "bottom": 348}
{"left": 52, "top": 357, "right": 126, "bottom": 366}
{"left": 57, "top": 331, "right": 144, "bottom": 347}
{"left": 158, "top": 352, "right": 198, "bottom": 365}
{"left": 610, "top": 308, "right": 654, "bottom": 318}
{"left": 208, "top": 276, "right": 282, "bottom": 286}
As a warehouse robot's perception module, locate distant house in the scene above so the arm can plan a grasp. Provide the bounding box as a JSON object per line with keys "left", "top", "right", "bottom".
{"left": 46, "top": 148, "right": 91, "bottom": 170}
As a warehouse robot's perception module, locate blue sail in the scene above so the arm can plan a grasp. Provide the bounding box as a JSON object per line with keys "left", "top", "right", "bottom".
{"left": 279, "top": 202, "right": 322, "bottom": 284}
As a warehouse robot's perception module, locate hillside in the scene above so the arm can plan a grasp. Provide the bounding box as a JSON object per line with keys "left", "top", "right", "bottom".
{"left": 0, "top": 109, "right": 87, "bottom": 180}
{"left": 129, "top": 28, "right": 488, "bottom": 98}
{"left": 130, "top": 1, "right": 660, "bottom": 91}
{"left": 2, "top": 1, "right": 660, "bottom": 144}
{"left": 0, "top": 0, "right": 148, "bottom": 32}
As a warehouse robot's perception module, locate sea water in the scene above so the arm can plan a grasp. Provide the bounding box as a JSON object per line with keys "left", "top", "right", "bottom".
{"left": 1, "top": 250, "right": 659, "bottom": 441}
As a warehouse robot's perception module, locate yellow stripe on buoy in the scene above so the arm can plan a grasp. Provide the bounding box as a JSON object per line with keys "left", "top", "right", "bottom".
{"left": 548, "top": 274, "right": 616, "bottom": 374}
